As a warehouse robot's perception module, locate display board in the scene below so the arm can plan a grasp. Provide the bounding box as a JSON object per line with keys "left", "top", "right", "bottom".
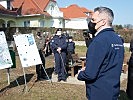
{"left": 0, "top": 31, "right": 13, "bottom": 69}
{"left": 13, "top": 34, "right": 42, "bottom": 67}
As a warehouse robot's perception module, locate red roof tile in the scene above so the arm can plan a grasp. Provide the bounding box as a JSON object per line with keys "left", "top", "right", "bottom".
{"left": 33, "top": 0, "right": 56, "bottom": 11}
{"left": 11, "top": 0, "right": 24, "bottom": 8}
{"left": 0, "top": 4, "right": 17, "bottom": 16}
{"left": 60, "top": 4, "right": 92, "bottom": 19}
{"left": 11, "top": 0, "right": 54, "bottom": 16}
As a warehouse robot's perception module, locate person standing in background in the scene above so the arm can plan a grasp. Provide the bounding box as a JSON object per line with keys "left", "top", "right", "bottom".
{"left": 67, "top": 36, "right": 75, "bottom": 64}
{"left": 35, "top": 31, "right": 46, "bottom": 81}
{"left": 50, "top": 28, "right": 67, "bottom": 82}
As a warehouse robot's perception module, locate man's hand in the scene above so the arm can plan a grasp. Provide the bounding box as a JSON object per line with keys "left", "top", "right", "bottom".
{"left": 57, "top": 47, "right": 61, "bottom": 53}
{"left": 78, "top": 67, "right": 86, "bottom": 74}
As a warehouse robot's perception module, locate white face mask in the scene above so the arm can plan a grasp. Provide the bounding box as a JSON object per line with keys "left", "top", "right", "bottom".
{"left": 56, "top": 31, "right": 62, "bottom": 36}
{"left": 69, "top": 39, "right": 72, "bottom": 42}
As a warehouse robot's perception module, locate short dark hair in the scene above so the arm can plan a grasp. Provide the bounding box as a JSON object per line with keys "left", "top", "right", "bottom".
{"left": 56, "top": 28, "right": 62, "bottom": 32}
{"left": 94, "top": 7, "right": 114, "bottom": 26}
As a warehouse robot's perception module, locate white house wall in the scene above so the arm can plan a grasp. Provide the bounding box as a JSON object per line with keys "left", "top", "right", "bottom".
{"left": 0, "top": 1, "right": 7, "bottom": 9}
{"left": 52, "top": 18, "right": 63, "bottom": 28}
{"left": 46, "top": 1, "right": 63, "bottom": 18}
{"left": 65, "top": 18, "right": 89, "bottom": 29}
{"left": 16, "top": 16, "right": 46, "bottom": 27}
{"left": 45, "top": 1, "right": 63, "bottom": 28}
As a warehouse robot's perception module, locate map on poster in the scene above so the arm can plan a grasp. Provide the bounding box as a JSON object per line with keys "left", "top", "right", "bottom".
{"left": 0, "top": 31, "right": 13, "bottom": 69}
{"left": 13, "top": 34, "right": 42, "bottom": 67}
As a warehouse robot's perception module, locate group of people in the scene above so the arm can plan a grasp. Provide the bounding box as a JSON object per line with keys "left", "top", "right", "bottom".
{"left": 34, "top": 6, "right": 133, "bottom": 100}
{"left": 35, "top": 28, "right": 75, "bottom": 82}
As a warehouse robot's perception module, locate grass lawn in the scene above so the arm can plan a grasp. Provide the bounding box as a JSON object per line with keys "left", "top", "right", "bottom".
{"left": 0, "top": 46, "right": 130, "bottom": 100}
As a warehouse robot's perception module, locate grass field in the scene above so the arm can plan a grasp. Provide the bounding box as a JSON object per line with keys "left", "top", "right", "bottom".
{"left": 0, "top": 46, "right": 130, "bottom": 100}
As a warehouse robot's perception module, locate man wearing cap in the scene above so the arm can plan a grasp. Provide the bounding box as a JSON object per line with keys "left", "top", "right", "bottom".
{"left": 50, "top": 28, "right": 67, "bottom": 82}
{"left": 67, "top": 36, "right": 75, "bottom": 65}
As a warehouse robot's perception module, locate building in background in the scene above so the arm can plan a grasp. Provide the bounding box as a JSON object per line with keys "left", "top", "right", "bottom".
{"left": 60, "top": 4, "right": 93, "bottom": 29}
{"left": 0, "top": 0, "right": 92, "bottom": 29}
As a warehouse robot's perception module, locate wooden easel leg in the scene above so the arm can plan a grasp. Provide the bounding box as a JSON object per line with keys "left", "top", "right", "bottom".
{"left": 71, "top": 67, "right": 74, "bottom": 77}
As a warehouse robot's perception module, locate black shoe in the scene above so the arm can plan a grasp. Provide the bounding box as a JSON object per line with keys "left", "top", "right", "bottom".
{"left": 57, "top": 79, "right": 61, "bottom": 82}
{"left": 62, "top": 79, "right": 67, "bottom": 82}
{"left": 41, "top": 76, "right": 48, "bottom": 80}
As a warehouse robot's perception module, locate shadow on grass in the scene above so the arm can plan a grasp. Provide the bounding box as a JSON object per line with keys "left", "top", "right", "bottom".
{"left": 45, "top": 67, "right": 54, "bottom": 79}
{"left": 0, "top": 73, "right": 34, "bottom": 93}
{"left": 118, "top": 90, "right": 130, "bottom": 100}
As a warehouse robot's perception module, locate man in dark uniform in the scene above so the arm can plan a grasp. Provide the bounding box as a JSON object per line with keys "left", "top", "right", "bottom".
{"left": 67, "top": 36, "right": 75, "bottom": 64}
{"left": 50, "top": 28, "right": 67, "bottom": 82}
{"left": 77, "top": 7, "right": 124, "bottom": 100}
{"left": 35, "top": 31, "right": 46, "bottom": 81}
{"left": 126, "top": 38, "right": 133, "bottom": 100}
{"left": 63, "top": 30, "right": 69, "bottom": 40}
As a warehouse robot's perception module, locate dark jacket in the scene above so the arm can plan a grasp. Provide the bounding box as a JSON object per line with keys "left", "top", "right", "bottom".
{"left": 67, "top": 41, "right": 75, "bottom": 53}
{"left": 128, "top": 39, "right": 133, "bottom": 65}
{"left": 35, "top": 35, "right": 45, "bottom": 51}
{"left": 78, "top": 28, "right": 124, "bottom": 100}
{"left": 50, "top": 35, "right": 67, "bottom": 54}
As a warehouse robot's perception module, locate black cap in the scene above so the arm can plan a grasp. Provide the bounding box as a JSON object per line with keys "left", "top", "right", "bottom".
{"left": 37, "top": 32, "right": 41, "bottom": 36}
{"left": 56, "top": 28, "right": 62, "bottom": 32}
{"left": 68, "top": 36, "right": 73, "bottom": 39}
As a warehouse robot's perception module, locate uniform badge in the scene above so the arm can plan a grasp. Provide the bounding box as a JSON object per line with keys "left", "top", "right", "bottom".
{"left": 52, "top": 40, "right": 54, "bottom": 42}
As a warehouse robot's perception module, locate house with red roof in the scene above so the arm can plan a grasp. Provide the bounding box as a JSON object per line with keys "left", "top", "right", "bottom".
{"left": 60, "top": 4, "right": 93, "bottom": 29}
{"left": 0, "top": 0, "right": 92, "bottom": 29}
{"left": 0, "top": 0, "right": 63, "bottom": 27}
{"left": 0, "top": 0, "right": 17, "bottom": 27}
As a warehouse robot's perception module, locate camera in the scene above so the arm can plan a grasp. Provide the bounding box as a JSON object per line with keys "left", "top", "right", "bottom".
{"left": 82, "top": 29, "right": 94, "bottom": 48}
{"left": 83, "top": 29, "right": 90, "bottom": 38}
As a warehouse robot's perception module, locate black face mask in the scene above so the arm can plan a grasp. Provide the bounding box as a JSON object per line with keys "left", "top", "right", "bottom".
{"left": 88, "top": 21, "right": 97, "bottom": 35}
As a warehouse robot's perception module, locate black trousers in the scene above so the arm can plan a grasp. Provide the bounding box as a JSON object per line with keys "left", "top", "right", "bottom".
{"left": 126, "top": 59, "right": 133, "bottom": 100}
{"left": 36, "top": 50, "right": 46, "bottom": 79}
{"left": 54, "top": 52, "right": 67, "bottom": 80}
{"left": 67, "top": 51, "right": 74, "bottom": 64}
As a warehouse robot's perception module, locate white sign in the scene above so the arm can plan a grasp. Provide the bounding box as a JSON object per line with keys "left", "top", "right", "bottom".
{"left": 13, "top": 34, "right": 42, "bottom": 67}
{"left": 0, "top": 31, "right": 13, "bottom": 69}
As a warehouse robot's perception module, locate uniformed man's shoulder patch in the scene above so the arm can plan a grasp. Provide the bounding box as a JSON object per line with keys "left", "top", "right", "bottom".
{"left": 51, "top": 40, "right": 54, "bottom": 42}
{"left": 66, "top": 39, "right": 68, "bottom": 42}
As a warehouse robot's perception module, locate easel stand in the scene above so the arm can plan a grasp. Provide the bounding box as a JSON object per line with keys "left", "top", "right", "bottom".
{"left": 22, "top": 67, "right": 28, "bottom": 92}
{"left": 22, "top": 64, "right": 52, "bottom": 92}
{"left": 41, "top": 64, "right": 53, "bottom": 84}
{"left": 6, "top": 68, "right": 19, "bottom": 86}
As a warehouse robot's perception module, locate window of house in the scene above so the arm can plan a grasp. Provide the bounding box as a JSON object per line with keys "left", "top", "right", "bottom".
{"left": 7, "top": 0, "right": 11, "bottom": 10}
{"left": 51, "top": 5, "right": 54, "bottom": 10}
{"left": 24, "top": 21, "right": 30, "bottom": 27}
{"left": 2, "top": 23, "right": 5, "bottom": 28}
{"left": 40, "top": 20, "right": 45, "bottom": 27}
{"left": 7, "top": 23, "right": 10, "bottom": 27}
{"left": 50, "top": 4, "right": 54, "bottom": 15}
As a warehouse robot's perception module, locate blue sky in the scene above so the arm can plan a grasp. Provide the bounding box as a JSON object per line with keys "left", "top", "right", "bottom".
{"left": 56, "top": 0, "right": 132, "bottom": 25}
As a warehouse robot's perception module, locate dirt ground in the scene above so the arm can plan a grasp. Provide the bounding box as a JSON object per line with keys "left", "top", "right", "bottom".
{"left": 0, "top": 54, "right": 129, "bottom": 100}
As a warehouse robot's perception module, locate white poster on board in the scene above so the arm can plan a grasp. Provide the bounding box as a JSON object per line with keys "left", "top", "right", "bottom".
{"left": 0, "top": 31, "right": 13, "bottom": 69}
{"left": 13, "top": 34, "right": 42, "bottom": 67}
